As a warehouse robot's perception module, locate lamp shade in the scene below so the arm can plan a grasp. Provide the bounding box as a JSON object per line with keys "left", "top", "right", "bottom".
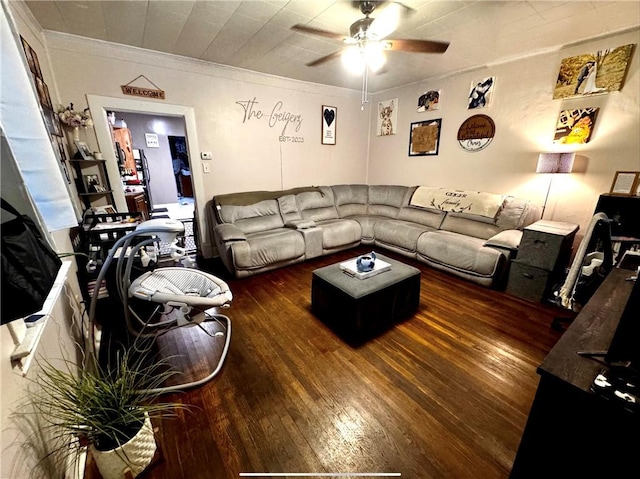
{"left": 536, "top": 152, "right": 575, "bottom": 174}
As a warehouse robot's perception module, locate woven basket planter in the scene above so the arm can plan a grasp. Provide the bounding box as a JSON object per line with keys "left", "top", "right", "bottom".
{"left": 89, "top": 412, "right": 157, "bottom": 479}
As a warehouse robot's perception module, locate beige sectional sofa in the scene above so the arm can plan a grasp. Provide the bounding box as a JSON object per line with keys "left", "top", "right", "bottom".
{"left": 209, "top": 185, "right": 540, "bottom": 287}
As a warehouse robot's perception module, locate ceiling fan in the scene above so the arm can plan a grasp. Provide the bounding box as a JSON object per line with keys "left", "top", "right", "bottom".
{"left": 291, "top": 1, "right": 450, "bottom": 69}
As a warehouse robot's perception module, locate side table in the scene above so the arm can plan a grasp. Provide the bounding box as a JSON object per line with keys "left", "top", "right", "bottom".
{"left": 506, "top": 220, "right": 579, "bottom": 302}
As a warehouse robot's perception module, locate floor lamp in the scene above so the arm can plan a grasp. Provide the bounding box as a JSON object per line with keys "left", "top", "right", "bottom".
{"left": 536, "top": 152, "right": 575, "bottom": 219}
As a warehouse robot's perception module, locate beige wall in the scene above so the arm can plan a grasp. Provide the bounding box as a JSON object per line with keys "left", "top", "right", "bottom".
{"left": 369, "top": 28, "right": 640, "bottom": 237}
{"left": 41, "top": 28, "right": 370, "bottom": 255}
{"left": 43, "top": 31, "right": 371, "bottom": 197}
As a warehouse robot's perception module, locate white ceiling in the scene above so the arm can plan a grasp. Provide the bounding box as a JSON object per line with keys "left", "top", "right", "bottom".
{"left": 23, "top": 0, "right": 640, "bottom": 93}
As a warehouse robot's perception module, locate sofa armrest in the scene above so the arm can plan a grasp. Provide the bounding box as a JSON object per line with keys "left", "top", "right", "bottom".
{"left": 214, "top": 223, "right": 247, "bottom": 242}
{"left": 484, "top": 229, "right": 523, "bottom": 251}
{"left": 285, "top": 219, "right": 317, "bottom": 230}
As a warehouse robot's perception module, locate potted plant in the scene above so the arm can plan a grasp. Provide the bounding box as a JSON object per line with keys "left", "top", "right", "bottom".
{"left": 28, "top": 349, "right": 185, "bottom": 479}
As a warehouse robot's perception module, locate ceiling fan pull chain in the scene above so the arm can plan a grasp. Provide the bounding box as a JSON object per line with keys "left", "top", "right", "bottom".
{"left": 361, "top": 65, "right": 369, "bottom": 110}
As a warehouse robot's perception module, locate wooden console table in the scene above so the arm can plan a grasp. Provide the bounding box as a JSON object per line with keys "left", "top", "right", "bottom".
{"left": 510, "top": 268, "right": 639, "bottom": 478}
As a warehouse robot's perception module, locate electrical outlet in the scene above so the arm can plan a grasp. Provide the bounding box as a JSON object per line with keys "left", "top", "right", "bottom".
{"left": 201, "top": 152, "right": 212, "bottom": 160}
{"left": 202, "top": 163, "right": 211, "bottom": 173}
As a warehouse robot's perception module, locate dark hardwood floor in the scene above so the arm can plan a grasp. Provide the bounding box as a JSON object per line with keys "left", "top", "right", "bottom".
{"left": 90, "top": 247, "right": 567, "bottom": 479}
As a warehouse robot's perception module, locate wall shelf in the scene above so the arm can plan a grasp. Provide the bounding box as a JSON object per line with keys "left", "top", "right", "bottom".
{"left": 70, "top": 158, "right": 115, "bottom": 209}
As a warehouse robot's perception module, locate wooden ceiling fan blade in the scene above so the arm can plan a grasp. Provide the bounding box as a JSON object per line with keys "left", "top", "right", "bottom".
{"left": 385, "top": 38, "right": 450, "bottom": 54}
{"left": 291, "top": 24, "right": 347, "bottom": 41}
{"left": 306, "top": 50, "right": 345, "bottom": 67}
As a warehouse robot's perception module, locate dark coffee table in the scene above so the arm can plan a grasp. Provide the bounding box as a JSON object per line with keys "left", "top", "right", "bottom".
{"left": 311, "top": 253, "right": 421, "bottom": 345}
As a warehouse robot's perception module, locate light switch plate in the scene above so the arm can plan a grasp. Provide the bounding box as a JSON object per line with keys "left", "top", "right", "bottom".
{"left": 202, "top": 163, "right": 211, "bottom": 173}
{"left": 201, "top": 152, "right": 212, "bottom": 160}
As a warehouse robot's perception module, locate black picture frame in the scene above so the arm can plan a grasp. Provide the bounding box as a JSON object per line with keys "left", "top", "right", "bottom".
{"left": 408, "top": 119, "right": 442, "bottom": 156}
{"left": 75, "top": 140, "right": 94, "bottom": 161}
{"left": 83, "top": 174, "right": 103, "bottom": 192}
{"left": 35, "top": 77, "right": 52, "bottom": 109}
{"left": 55, "top": 136, "right": 67, "bottom": 162}
{"left": 321, "top": 105, "right": 337, "bottom": 145}
{"left": 42, "top": 108, "right": 62, "bottom": 137}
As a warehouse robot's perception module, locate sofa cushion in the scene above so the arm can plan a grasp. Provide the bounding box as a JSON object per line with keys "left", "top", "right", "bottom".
{"left": 214, "top": 223, "right": 247, "bottom": 242}
{"left": 332, "top": 184, "right": 369, "bottom": 217}
{"left": 367, "top": 185, "right": 411, "bottom": 218}
{"left": 347, "top": 215, "right": 381, "bottom": 242}
{"left": 417, "top": 230, "right": 505, "bottom": 278}
{"left": 439, "top": 215, "right": 501, "bottom": 240}
{"left": 316, "top": 219, "right": 361, "bottom": 249}
{"left": 278, "top": 194, "right": 302, "bottom": 223}
{"left": 397, "top": 206, "right": 445, "bottom": 229}
{"left": 374, "top": 219, "right": 433, "bottom": 254}
{"left": 232, "top": 228, "right": 305, "bottom": 269}
{"left": 218, "top": 199, "right": 284, "bottom": 234}
{"left": 297, "top": 186, "right": 340, "bottom": 221}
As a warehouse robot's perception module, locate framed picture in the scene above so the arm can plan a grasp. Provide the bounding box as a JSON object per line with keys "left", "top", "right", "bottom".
{"left": 52, "top": 110, "right": 63, "bottom": 136}
{"left": 50, "top": 136, "right": 65, "bottom": 162}
{"left": 377, "top": 98, "right": 397, "bottom": 136}
{"left": 61, "top": 164, "right": 71, "bottom": 184}
{"left": 20, "top": 35, "right": 42, "bottom": 79}
{"left": 55, "top": 136, "right": 67, "bottom": 162}
{"left": 35, "top": 77, "right": 52, "bottom": 109}
{"left": 417, "top": 90, "right": 440, "bottom": 112}
{"left": 553, "top": 107, "right": 598, "bottom": 144}
{"left": 468, "top": 77, "right": 495, "bottom": 109}
{"left": 83, "top": 174, "right": 104, "bottom": 192}
{"left": 29, "top": 42, "right": 43, "bottom": 79}
{"left": 609, "top": 171, "right": 640, "bottom": 196}
{"left": 553, "top": 44, "right": 634, "bottom": 100}
{"left": 409, "top": 119, "right": 442, "bottom": 156}
{"left": 321, "top": 105, "right": 337, "bottom": 145}
{"left": 74, "top": 140, "right": 94, "bottom": 160}
{"left": 42, "top": 108, "right": 62, "bottom": 137}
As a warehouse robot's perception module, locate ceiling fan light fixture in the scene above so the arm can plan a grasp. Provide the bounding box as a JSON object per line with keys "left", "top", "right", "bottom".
{"left": 342, "top": 45, "right": 366, "bottom": 74}
{"left": 342, "top": 42, "right": 386, "bottom": 74}
{"left": 364, "top": 42, "right": 386, "bottom": 72}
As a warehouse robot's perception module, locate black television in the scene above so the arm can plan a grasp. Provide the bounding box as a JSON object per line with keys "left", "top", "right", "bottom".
{"left": 605, "top": 275, "right": 640, "bottom": 370}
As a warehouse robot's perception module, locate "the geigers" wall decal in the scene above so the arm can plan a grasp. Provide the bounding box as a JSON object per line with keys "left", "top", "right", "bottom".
{"left": 236, "top": 97, "right": 304, "bottom": 142}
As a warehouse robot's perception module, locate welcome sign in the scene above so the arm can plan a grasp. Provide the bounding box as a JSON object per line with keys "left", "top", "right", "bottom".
{"left": 121, "top": 75, "right": 165, "bottom": 100}
{"left": 457, "top": 114, "right": 495, "bottom": 152}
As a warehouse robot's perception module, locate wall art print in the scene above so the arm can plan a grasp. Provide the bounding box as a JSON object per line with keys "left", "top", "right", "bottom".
{"left": 553, "top": 43, "right": 634, "bottom": 100}
{"left": 553, "top": 107, "right": 598, "bottom": 144}
{"left": 609, "top": 171, "right": 640, "bottom": 196}
{"left": 468, "top": 77, "right": 495, "bottom": 109}
{"left": 321, "top": 105, "right": 337, "bottom": 145}
{"left": 409, "top": 119, "right": 442, "bottom": 156}
{"left": 377, "top": 98, "right": 398, "bottom": 136}
{"left": 417, "top": 90, "right": 440, "bottom": 112}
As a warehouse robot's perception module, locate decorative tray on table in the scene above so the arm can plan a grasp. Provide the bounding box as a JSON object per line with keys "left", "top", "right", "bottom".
{"left": 339, "top": 256, "right": 391, "bottom": 280}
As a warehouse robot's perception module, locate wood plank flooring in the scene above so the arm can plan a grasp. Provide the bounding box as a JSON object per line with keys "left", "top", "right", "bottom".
{"left": 89, "top": 247, "right": 567, "bottom": 479}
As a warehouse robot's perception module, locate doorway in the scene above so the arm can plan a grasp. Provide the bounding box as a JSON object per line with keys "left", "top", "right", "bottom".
{"left": 87, "top": 95, "right": 211, "bottom": 257}
{"left": 108, "top": 111, "right": 194, "bottom": 222}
